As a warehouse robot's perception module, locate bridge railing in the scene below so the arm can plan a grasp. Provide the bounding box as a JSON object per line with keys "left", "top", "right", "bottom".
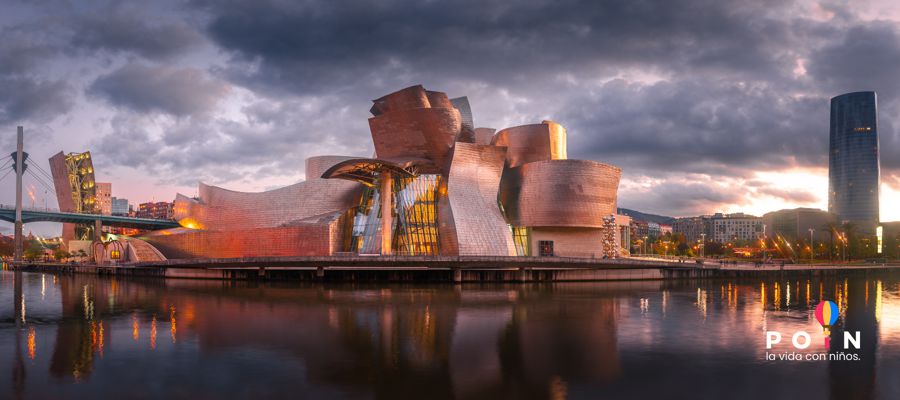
{"left": 0, "top": 204, "right": 63, "bottom": 213}
{"left": 0, "top": 204, "right": 177, "bottom": 222}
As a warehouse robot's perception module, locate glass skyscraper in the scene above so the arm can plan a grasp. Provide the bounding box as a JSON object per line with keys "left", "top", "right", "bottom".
{"left": 829, "top": 91, "right": 880, "bottom": 235}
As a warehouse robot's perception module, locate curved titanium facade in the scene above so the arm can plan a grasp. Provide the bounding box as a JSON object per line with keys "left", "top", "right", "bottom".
{"left": 370, "top": 85, "right": 431, "bottom": 115}
{"left": 368, "top": 85, "right": 463, "bottom": 174}
{"left": 369, "top": 108, "right": 461, "bottom": 173}
{"left": 829, "top": 91, "right": 880, "bottom": 234}
{"left": 444, "top": 142, "right": 517, "bottom": 256}
{"left": 491, "top": 120, "right": 567, "bottom": 168}
{"left": 154, "top": 156, "right": 365, "bottom": 258}
{"left": 473, "top": 128, "right": 496, "bottom": 145}
{"left": 172, "top": 178, "right": 361, "bottom": 232}
{"left": 499, "top": 160, "right": 621, "bottom": 228}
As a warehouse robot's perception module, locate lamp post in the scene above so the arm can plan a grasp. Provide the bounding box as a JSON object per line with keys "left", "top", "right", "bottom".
{"left": 762, "top": 224, "right": 769, "bottom": 263}
{"left": 808, "top": 228, "right": 815, "bottom": 264}
{"left": 700, "top": 233, "right": 706, "bottom": 258}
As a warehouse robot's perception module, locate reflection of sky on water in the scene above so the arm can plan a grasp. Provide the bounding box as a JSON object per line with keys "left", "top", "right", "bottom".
{"left": 0, "top": 271, "right": 897, "bottom": 399}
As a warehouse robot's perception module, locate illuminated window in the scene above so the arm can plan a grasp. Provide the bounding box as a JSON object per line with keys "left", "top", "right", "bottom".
{"left": 511, "top": 227, "right": 530, "bottom": 256}
{"left": 393, "top": 174, "right": 441, "bottom": 256}
{"left": 348, "top": 173, "right": 443, "bottom": 256}
{"left": 110, "top": 249, "right": 121, "bottom": 260}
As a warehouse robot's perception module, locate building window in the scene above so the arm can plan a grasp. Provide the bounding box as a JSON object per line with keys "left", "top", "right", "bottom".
{"left": 393, "top": 174, "right": 441, "bottom": 256}
{"left": 348, "top": 174, "right": 442, "bottom": 256}
{"left": 539, "top": 240, "right": 554, "bottom": 257}
{"left": 511, "top": 226, "right": 530, "bottom": 256}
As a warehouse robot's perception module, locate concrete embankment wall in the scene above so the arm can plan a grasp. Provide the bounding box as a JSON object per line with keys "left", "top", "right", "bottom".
{"left": 8, "top": 262, "right": 895, "bottom": 282}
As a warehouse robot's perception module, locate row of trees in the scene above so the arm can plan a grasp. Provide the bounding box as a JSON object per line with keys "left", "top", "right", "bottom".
{"left": 631, "top": 222, "right": 893, "bottom": 261}
{"left": 0, "top": 238, "right": 87, "bottom": 262}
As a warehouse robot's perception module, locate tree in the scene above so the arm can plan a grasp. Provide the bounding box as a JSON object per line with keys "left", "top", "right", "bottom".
{"left": 0, "top": 239, "right": 13, "bottom": 258}
{"left": 23, "top": 240, "right": 44, "bottom": 261}
{"left": 53, "top": 248, "right": 69, "bottom": 262}
{"left": 704, "top": 241, "right": 724, "bottom": 256}
{"left": 676, "top": 242, "right": 691, "bottom": 256}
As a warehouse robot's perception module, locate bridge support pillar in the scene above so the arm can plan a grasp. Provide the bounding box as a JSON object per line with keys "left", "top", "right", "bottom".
{"left": 13, "top": 127, "right": 23, "bottom": 262}
{"left": 94, "top": 219, "right": 102, "bottom": 241}
{"left": 258, "top": 267, "right": 266, "bottom": 279}
{"left": 316, "top": 266, "right": 325, "bottom": 280}
{"left": 452, "top": 268, "right": 462, "bottom": 284}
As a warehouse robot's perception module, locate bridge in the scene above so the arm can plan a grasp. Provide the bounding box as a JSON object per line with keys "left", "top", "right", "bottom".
{"left": 0, "top": 205, "right": 180, "bottom": 230}
{"left": 2, "top": 127, "right": 180, "bottom": 260}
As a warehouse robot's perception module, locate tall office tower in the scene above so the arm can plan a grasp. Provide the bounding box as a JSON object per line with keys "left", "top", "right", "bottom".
{"left": 829, "top": 91, "right": 880, "bottom": 235}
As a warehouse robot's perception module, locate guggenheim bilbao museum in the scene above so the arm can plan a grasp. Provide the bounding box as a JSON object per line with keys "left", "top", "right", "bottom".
{"left": 131, "top": 85, "right": 626, "bottom": 259}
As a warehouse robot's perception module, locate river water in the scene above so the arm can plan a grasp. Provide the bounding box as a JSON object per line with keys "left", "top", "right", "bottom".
{"left": 0, "top": 270, "right": 898, "bottom": 399}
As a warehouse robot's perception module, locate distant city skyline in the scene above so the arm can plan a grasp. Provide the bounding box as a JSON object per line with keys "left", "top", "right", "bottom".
{"left": 3, "top": 0, "right": 900, "bottom": 236}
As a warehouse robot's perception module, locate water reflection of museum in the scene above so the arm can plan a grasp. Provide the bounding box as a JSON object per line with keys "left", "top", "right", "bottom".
{"left": 40, "top": 275, "right": 620, "bottom": 398}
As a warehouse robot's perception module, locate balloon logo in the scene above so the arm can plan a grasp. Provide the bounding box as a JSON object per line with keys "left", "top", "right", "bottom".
{"left": 815, "top": 300, "right": 839, "bottom": 328}
{"left": 815, "top": 300, "right": 839, "bottom": 348}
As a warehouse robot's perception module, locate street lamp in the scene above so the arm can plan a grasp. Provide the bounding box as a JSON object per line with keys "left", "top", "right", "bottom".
{"left": 808, "top": 228, "right": 815, "bottom": 264}
{"left": 700, "top": 233, "right": 706, "bottom": 258}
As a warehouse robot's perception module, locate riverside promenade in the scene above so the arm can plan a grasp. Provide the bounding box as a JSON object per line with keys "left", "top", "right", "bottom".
{"left": 7, "top": 255, "right": 900, "bottom": 282}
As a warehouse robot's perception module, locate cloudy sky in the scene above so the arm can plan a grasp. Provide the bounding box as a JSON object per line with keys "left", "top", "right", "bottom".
{"left": 2, "top": 0, "right": 900, "bottom": 235}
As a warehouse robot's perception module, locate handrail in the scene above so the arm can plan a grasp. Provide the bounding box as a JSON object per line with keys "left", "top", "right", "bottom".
{"left": 0, "top": 204, "right": 176, "bottom": 223}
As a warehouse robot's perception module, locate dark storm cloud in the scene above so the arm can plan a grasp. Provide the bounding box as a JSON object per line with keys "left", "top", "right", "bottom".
{"left": 60, "top": 0, "right": 207, "bottom": 60}
{"left": 0, "top": 77, "right": 73, "bottom": 125}
{"left": 88, "top": 64, "right": 231, "bottom": 116}
{"left": 560, "top": 78, "right": 830, "bottom": 175}
{"left": 91, "top": 96, "right": 373, "bottom": 186}
{"left": 6, "top": 0, "right": 900, "bottom": 214}
{"left": 0, "top": 25, "right": 73, "bottom": 126}
{"left": 806, "top": 21, "right": 900, "bottom": 170}
{"left": 195, "top": 0, "right": 799, "bottom": 95}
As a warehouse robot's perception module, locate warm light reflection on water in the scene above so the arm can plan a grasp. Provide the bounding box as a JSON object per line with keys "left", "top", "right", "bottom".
{"left": 1, "top": 271, "right": 899, "bottom": 399}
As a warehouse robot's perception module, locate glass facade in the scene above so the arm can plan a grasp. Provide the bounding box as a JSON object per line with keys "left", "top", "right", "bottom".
{"left": 393, "top": 174, "right": 441, "bottom": 255}
{"left": 511, "top": 226, "right": 530, "bottom": 256}
{"left": 348, "top": 173, "right": 441, "bottom": 255}
{"left": 829, "top": 92, "right": 880, "bottom": 235}
{"left": 350, "top": 187, "right": 382, "bottom": 254}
